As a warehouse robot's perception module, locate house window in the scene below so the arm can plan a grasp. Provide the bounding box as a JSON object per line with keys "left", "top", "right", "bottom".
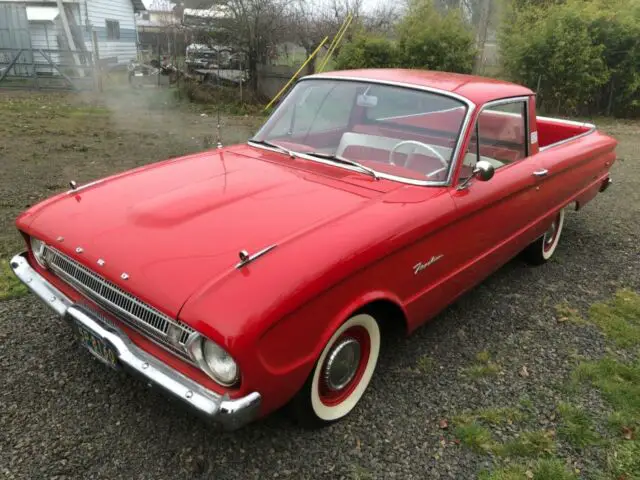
{"left": 106, "top": 20, "right": 120, "bottom": 40}
{"left": 141, "top": 13, "right": 150, "bottom": 21}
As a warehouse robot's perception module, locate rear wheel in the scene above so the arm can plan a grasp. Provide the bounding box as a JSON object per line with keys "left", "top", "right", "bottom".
{"left": 290, "top": 313, "right": 381, "bottom": 428}
{"left": 523, "top": 209, "right": 565, "bottom": 265}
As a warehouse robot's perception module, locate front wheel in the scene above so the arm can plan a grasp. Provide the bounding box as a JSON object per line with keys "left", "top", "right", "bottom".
{"left": 523, "top": 208, "right": 565, "bottom": 265}
{"left": 289, "top": 313, "right": 381, "bottom": 428}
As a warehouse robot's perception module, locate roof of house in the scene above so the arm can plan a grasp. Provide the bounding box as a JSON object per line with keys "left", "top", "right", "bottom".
{"left": 3, "top": 0, "right": 145, "bottom": 11}
{"left": 131, "top": 0, "right": 146, "bottom": 12}
{"left": 309, "top": 69, "right": 534, "bottom": 106}
{"left": 26, "top": 6, "right": 59, "bottom": 22}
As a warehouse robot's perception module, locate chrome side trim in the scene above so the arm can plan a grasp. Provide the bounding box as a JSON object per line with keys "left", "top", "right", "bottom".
{"left": 9, "top": 252, "right": 261, "bottom": 430}
{"left": 253, "top": 75, "right": 476, "bottom": 187}
{"left": 235, "top": 244, "right": 277, "bottom": 269}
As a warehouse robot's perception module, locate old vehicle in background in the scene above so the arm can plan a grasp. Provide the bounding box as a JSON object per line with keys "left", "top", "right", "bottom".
{"left": 11, "top": 69, "right": 616, "bottom": 429}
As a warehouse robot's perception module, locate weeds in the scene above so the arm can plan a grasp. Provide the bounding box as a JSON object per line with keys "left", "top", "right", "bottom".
{"left": 480, "top": 459, "right": 577, "bottom": 480}
{"left": 0, "top": 259, "right": 27, "bottom": 301}
{"left": 557, "top": 403, "right": 601, "bottom": 448}
{"left": 462, "top": 350, "right": 501, "bottom": 378}
{"left": 416, "top": 354, "right": 435, "bottom": 374}
{"left": 588, "top": 289, "right": 640, "bottom": 349}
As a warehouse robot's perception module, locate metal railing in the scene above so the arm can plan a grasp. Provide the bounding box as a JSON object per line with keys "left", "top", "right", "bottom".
{"left": 0, "top": 47, "right": 95, "bottom": 91}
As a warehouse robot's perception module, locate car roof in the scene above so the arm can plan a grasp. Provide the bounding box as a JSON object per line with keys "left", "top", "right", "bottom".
{"left": 306, "top": 69, "right": 533, "bottom": 106}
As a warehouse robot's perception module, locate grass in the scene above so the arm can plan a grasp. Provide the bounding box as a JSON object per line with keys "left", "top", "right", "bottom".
{"left": 494, "top": 430, "right": 556, "bottom": 458}
{"left": 349, "top": 465, "right": 373, "bottom": 480}
{"left": 416, "top": 354, "right": 435, "bottom": 373}
{"left": 453, "top": 423, "right": 495, "bottom": 454}
{"left": 454, "top": 421, "right": 555, "bottom": 458}
{"left": 479, "top": 459, "right": 577, "bottom": 480}
{"left": 454, "top": 407, "right": 527, "bottom": 427}
{"left": 0, "top": 259, "right": 27, "bottom": 301}
{"left": 462, "top": 350, "right": 501, "bottom": 378}
{"left": 555, "top": 302, "right": 585, "bottom": 324}
{"left": 557, "top": 403, "right": 601, "bottom": 448}
{"left": 588, "top": 289, "right": 640, "bottom": 349}
{"left": 453, "top": 407, "right": 552, "bottom": 458}
{"left": 457, "top": 289, "right": 640, "bottom": 478}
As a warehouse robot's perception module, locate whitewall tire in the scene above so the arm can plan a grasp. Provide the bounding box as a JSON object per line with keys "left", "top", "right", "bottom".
{"left": 523, "top": 209, "right": 565, "bottom": 265}
{"left": 290, "top": 313, "right": 381, "bottom": 427}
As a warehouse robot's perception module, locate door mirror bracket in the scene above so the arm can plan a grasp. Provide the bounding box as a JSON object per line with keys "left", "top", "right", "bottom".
{"left": 457, "top": 160, "right": 495, "bottom": 190}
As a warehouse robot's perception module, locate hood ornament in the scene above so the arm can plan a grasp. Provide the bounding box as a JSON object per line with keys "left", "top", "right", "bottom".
{"left": 236, "top": 245, "right": 277, "bottom": 269}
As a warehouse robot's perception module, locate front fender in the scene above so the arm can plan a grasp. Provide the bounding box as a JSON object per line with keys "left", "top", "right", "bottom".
{"left": 253, "top": 286, "right": 405, "bottom": 415}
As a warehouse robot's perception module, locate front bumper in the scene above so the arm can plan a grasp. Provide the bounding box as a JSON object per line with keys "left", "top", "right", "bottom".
{"left": 10, "top": 252, "right": 261, "bottom": 430}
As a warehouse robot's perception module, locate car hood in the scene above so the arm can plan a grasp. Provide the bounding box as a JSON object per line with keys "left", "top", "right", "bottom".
{"left": 22, "top": 146, "right": 394, "bottom": 318}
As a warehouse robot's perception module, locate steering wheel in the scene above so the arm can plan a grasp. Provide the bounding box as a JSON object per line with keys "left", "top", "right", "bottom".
{"left": 389, "top": 140, "right": 448, "bottom": 170}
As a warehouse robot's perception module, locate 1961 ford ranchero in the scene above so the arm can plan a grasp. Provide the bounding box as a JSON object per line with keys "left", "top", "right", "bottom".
{"left": 11, "top": 69, "right": 617, "bottom": 430}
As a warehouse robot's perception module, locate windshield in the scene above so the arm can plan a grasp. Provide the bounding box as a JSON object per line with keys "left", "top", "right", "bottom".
{"left": 252, "top": 79, "right": 469, "bottom": 184}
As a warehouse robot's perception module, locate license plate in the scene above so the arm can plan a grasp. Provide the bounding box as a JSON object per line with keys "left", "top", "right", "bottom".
{"left": 134, "top": 72, "right": 144, "bottom": 77}
{"left": 74, "top": 322, "right": 119, "bottom": 369}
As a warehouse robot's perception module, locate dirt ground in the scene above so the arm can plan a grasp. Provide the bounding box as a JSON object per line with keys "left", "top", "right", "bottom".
{"left": 1, "top": 88, "right": 639, "bottom": 479}
{"left": 0, "top": 88, "right": 262, "bottom": 259}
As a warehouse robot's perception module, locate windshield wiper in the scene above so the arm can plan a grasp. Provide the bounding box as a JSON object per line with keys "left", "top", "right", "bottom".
{"left": 306, "top": 152, "right": 380, "bottom": 181}
{"left": 248, "top": 139, "right": 296, "bottom": 158}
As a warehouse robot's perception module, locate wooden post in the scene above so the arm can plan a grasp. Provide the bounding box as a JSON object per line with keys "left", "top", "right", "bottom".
{"left": 606, "top": 78, "right": 615, "bottom": 116}
{"left": 31, "top": 46, "right": 39, "bottom": 89}
{"left": 55, "top": 0, "right": 84, "bottom": 77}
{"left": 91, "top": 30, "right": 102, "bottom": 92}
{"left": 239, "top": 57, "right": 243, "bottom": 104}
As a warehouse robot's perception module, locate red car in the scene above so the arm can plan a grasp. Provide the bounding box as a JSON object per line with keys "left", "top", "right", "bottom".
{"left": 11, "top": 69, "right": 617, "bottom": 429}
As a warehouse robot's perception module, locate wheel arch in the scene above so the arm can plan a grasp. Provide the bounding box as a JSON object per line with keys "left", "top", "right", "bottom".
{"left": 350, "top": 298, "right": 409, "bottom": 338}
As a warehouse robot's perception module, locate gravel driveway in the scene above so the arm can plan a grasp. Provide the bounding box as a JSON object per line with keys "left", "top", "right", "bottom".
{"left": 1, "top": 91, "right": 638, "bottom": 479}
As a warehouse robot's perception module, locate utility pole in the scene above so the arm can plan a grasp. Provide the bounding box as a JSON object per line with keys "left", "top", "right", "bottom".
{"left": 473, "top": 0, "right": 492, "bottom": 74}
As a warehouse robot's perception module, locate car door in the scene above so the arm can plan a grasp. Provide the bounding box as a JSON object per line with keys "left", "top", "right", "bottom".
{"left": 447, "top": 98, "right": 548, "bottom": 289}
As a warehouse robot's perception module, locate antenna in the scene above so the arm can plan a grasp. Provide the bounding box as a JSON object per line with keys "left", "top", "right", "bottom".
{"left": 216, "top": 46, "right": 222, "bottom": 149}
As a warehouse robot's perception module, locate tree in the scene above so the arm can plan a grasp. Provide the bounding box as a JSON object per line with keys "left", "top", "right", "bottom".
{"left": 397, "top": 0, "right": 476, "bottom": 73}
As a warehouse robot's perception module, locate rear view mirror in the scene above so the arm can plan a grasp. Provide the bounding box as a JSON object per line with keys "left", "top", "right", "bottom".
{"left": 473, "top": 160, "right": 495, "bottom": 182}
{"left": 357, "top": 94, "right": 378, "bottom": 108}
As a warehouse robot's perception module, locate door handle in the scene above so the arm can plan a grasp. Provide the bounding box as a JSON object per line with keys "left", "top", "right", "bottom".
{"left": 533, "top": 169, "right": 549, "bottom": 177}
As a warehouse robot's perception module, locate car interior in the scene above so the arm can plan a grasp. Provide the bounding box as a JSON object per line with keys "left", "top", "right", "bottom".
{"left": 262, "top": 82, "right": 531, "bottom": 183}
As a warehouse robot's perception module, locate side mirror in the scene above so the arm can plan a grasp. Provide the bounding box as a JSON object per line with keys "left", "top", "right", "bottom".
{"left": 457, "top": 160, "right": 495, "bottom": 190}
{"left": 473, "top": 160, "right": 495, "bottom": 182}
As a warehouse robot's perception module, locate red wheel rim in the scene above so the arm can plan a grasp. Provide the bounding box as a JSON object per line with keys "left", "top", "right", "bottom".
{"left": 543, "top": 212, "right": 561, "bottom": 253}
{"left": 318, "top": 326, "right": 371, "bottom": 407}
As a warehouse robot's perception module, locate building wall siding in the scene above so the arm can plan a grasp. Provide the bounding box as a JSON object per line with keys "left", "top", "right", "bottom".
{"left": 86, "top": 0, "right": 137, "bottom": 64}
{"left": 28, "top": 22, "right": 60, "bottom": 73}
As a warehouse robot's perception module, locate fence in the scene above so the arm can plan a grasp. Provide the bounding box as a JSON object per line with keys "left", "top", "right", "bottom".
{"left": 0, "top": 47, "right": 95, "bottom": 90}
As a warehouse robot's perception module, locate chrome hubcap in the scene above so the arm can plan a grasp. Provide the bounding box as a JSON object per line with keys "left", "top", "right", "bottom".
{"left": 323, "top": 337, "right": 361, "bottom": 391}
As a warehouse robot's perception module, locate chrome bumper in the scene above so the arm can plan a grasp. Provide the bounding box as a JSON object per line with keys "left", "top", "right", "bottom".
{"left": 10, "top": 252, "right": 261, "bottom": 430}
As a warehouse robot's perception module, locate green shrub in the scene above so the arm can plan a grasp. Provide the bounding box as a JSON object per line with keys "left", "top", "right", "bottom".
{"left": 334, "top": 36, "right": 398, "bottom": 70}
{"left": 397, "top": 0, "right": 476, "bottom": 73}
{"left": 334, "top": 0, "right": 475, "bottom": 73}
{"left": 500, "top": 0, "right": 640, "bottom": 117}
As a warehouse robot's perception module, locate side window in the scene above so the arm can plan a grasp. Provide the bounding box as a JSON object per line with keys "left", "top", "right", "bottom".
{"left": 268, "top": 83, "right": 356, "bottom": 138}
{"left": 463, "top": 100, "right": 528, "bottom": 173}
{"left": 106, "top": 20, "right": 120, "bottom": 40}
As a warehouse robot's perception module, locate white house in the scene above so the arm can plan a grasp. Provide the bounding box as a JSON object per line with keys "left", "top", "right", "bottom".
{"left": 1, "top": 0, "right": 146, "bottom": 68}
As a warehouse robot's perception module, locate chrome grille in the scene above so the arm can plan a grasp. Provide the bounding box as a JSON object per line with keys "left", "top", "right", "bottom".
{"left": 43, "top": 246, "right": 194, "bottom": 362}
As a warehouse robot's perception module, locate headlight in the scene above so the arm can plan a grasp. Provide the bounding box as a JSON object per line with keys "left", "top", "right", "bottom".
{"left": 186, "top": 334, "right": 239, "bottom": 386}
{"left": 30, "top": 237, "right": 47, "bottom": 268}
